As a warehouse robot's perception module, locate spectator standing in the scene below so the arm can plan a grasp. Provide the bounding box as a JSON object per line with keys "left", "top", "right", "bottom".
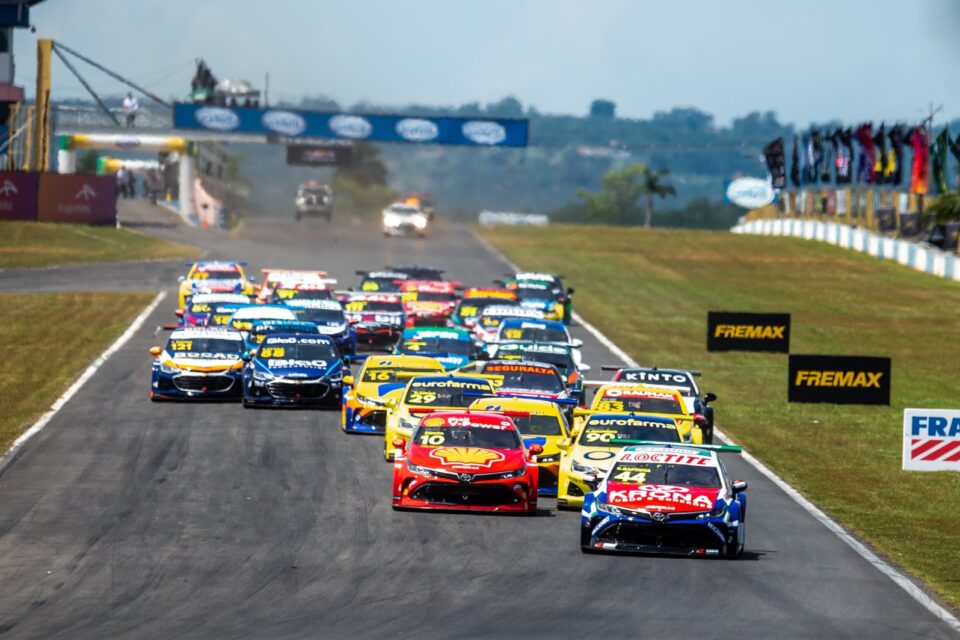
{"left": 122, "top": 92, "right": 139, "bottom": 127}
{"left": 116, "top": 167, "right": 129, "bottom": 198}
{"left": 127, "top": 170, "right": 136, "bottom": 199}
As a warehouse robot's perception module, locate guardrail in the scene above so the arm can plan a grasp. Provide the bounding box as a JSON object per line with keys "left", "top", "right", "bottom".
{"left": 732, "top": 218, "right": 960, "bottom": 282}
{"left": 53, "top": 105, "right": 172, "bottom": 131}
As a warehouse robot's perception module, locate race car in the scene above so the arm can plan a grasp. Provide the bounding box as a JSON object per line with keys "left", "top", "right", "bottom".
{"left": 400, "top": 281, "right": 460, "bottom": 327}
{"left": 557, "top": 413, "right": 686, "bottom": 510}
{"left": 576, "top": 383, "right": 704, "bottom": 444}
{"left": 241, "top": 334, "right": 344, "bottom": 407}
{"left": 205, "top": 302, "right": 258, "bottom": 328}
{"left": 605, "top": 366, "right": 718, "bottom": 443}
{"left": 244, "top": 319, "right": 323, "bottom": 353}
{"left": 489, "top": 318, "right": 583, "bottom": 365}
{"left": 580, "top": 443, "right": 746, "bottom": 557}
{"left": 473, "top": 305, "right": 545, "bottom": 343}
{"left": 469, "top": 397, "right": 570, "bottom": 496}
{"left": 266, "top": 282, "right": 335, "bottom": 305}
{"left": 391, "top": 410, "right": 541, "bottom": 514}
{"left": 341, "top": 354, "right": 447, "bottom": 434}
{"left": 483, "top": 341, "right": 587, "bottom": 403}
{"left": 472, "top": 361, "right": 576, "bottom": 404}
{"left": 284, "top": 299, "right": 356, "bottom": 356}
{"left": 388, "top": 265, "right": 445, "bottom": 281}
{"left": 356, "top": 271, "right": 409, "bottom": 293}
{"left": 175, "top": 292, "right": 252, "bottom": 327}
{"left": 342, "top": 293, "right": 406, "bottom": 351}
{"left": 449, "top": 288, "right": 518, "bottom": 329}
{"left": 177, "top": 261, "right": 253, "bottom": 310}
{"left": 149, "top": 327, "right": 245, "bottom": 400}
{"left": 255, "top": 269, "right": 332, "bottom": 303}
{"left": 511, "top": 282, "right": 566, "bottom": 322}
{"left": 227, "top": 304, "right": 298, "bottom": 335}
{"left": 393, "top": 327, "right": 478, "bottom": 371}
{"left": 502, "top": 272, "right": 574, "bottom": 324}
{"left": 382, "top": 375, "right": 496, "bottom": 461}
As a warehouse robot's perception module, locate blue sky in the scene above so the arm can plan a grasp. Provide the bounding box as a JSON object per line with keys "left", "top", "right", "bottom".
{"left": 15, "top": 0, "right": 960, "bottom": 127}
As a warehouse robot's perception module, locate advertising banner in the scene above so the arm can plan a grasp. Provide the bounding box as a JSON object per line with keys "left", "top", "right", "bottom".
{"left": 37, "top": 174, "right": 117, "bottom": 225}
{"left": 173, "top": 103, "right": 529, "bottom": 147}
{"left": 903, "top": 409, "right": 960, "bottom": 471}
{"left": 707, "top": 311, "right": 790, "bottom": 353}
{"left": 788, "top": 354, "right": 891, "bottom": 405}
{"left": 0, "top": 171, "right": 39, "bottom": 221}
{"left": 286, "top": 144, "right": 353, "bottom": 167}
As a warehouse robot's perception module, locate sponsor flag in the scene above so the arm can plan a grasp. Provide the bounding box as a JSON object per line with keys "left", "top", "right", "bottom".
{"left": 909, "top": 127, "right": 929, "bottom": 195}
{"left": 763, "top": 137, "right": 787, "bottom": 189}
{"left": 931, "top": 127, "right": 950, "bottom": 194}
{"left": 873, "top": 123, "right": 888, "bottom": 184}
{"left": 831, "top": 128, "right": 853, "bottom": 185}
{"left": 888, "top": 124, "right": 905, "bottom": 186}
{"left": 902, "top": 409, "right": 960, "bottom": 471}
{"left": 854, "top": 123, "right": 876, "bottom": 184}
{"left": 790, "top": 135, "right": 801, "bottom": 187}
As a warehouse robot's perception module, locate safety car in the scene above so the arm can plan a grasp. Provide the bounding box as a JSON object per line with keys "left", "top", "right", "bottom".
{"left": 177, "top": 261, "right": 253, "bottom": 309}
{"left": 393, "top": 327, "right": 478, "bottom": 371}
{"left": 340, "top": 355, "right": 447, "bottom": 434}
{"left": 149, "top": 327, "right": 245, "bottom": 400}
{"left": 557, "top": 413, "right": 686, "bottom": 509}
{"left": 241, "top": 334, "right": 344, "bottom": 407}
{"left": 342, "top": 293, "right": 406, "bottom": 350}
{"left": 382, "top": 203, "right": 429, "bottom": 237}
{"left": 391, "top": 410, "right": 541, "bottom": 514}
{"left": 382, "top": 375, "right": 496, "bottom": 461}
{"left": 580, "top": 443, "right": 746, "bottom": 557}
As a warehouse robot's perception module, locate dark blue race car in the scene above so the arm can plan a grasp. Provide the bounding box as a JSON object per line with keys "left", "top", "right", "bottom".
{"left": 150, "top": 328, "right": 246, "bottom": 400}
{"left": 242, "top": 333, "right": 345, "bottom": 407}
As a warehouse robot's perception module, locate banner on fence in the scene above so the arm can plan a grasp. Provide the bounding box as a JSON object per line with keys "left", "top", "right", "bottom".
{"left": 0, "top": 171, "right": 39, "bottom": 221}
{"left": 37, "top": 174, "right": 117, "bottom": 225}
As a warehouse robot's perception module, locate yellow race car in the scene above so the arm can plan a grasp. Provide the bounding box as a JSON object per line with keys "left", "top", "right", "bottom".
{"left": 341, "top": 355, "right": 446, "bottom": 434}
{"left": 556, "top": 412, "right": 686, "bottom": 510}
{"left": 468, "top": 396, "right": 570, "bottom": 496}
{"left": 576, "top": 383, "right": 704, "bottom": 444}
{"left": 178, "top": 261, "right": 254, "bottom": 309}
{"left": 382, "top": 375, "right": 495, "bottom": 461}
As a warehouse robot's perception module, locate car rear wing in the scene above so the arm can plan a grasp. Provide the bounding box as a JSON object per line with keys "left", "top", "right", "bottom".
{"left": 600, "top": 364, "right": 702, "bottom": 376}
{"left": 609, "top": 439, "right": 741, "bottom": 453}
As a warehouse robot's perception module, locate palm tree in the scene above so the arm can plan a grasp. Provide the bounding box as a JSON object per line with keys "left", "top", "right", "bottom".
{"left": 642, "top": 168, "right": 676, "bottom": 228}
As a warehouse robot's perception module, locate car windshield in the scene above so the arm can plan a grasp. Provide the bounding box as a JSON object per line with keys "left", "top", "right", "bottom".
{"left": 360, "top": 277, "right": 403, "bottom": 292}
{"left": 359, "top": 367, "right": 440, "bottom": 384}
{"left": 596, "top": 393, "right": 683, "bottom": 414}
{"left": 272, "top": 288, "right": 332, "bottom": 302}
{"left": 514, "top": 287, "right": 554, "bottom": 301}
{"left": 166, "top": 337, "right": 242, "bottom": 358}
{"left": 295, "top": 308, "right": 345, "bottom": 324}
{"left": 257, "top": 342, "right": 338, "bottom": 361}
{"left": 514, "top": 350, "right": 574, "bottom": 373}
{"left": 345, "top": 300, "right": 403, "bottom": 313}
{"left": 609, "top": 461, "right": 721, "bottom": 488}
{"left": 407, "top": 291, "right": 456, "bottom": 302}
{"left": 400, "top": 337, "right": 473, "bottom": 356}
{"left": 192, "top": 269, "right": 240, "bottom": 280}
{"left": 482, "top": 364, "right": 564, "bottom": 393}
{"left": 412, "top": 425, "right": 520, "bottom": 449}
{"left": 578, "top": 419, "right": 681, "bottom": 446}
{"left": 404, "top": 381, "right": 493, "bottom": 407}
{"left": 396, "top": 268, "right": 443, "bottom": 280}
{"left": 500, "top": 325, "right": 568, "bottom": 343}
{"left": 249, "top": 327, "right": 317, "bottom": 346}
{"left": 511, "top": 414, "right": 564, "bottom": 436}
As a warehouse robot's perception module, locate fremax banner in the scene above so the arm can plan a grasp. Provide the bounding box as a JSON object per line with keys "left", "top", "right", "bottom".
{"left": 174, "top": 103, "right": 529, "bottom": 147}
{"left": 706, "top": 311, "right": 790, "bottom": 353}
{"left": 902, "top": 409, "right": 960, "bottom": 471}
{"left": 788, "top": 354, "right": 891, "bottom": 405}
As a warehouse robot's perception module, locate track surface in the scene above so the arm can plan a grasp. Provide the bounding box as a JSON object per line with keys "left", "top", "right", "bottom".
{"left": 0, "top": 216, "right": 956, "bottom": 639}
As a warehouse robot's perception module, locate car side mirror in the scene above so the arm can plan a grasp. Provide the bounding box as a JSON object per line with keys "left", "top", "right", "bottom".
{"left": 174, "top": 308, "right": 184, "bottom": 317}
{"left": 148, "top": 346, "right": 162, "bottom": 357}
{"left": 704, "top": 392, "right": 717, "bottom": 404}
{"left": 556, "top": 438, "right": 572, "bottom": 451}
{"left": 528, "top": 443, "right": 544, "bottom": 458}
{"left": 571, "top": 338, "right": 583, "bottom": 348}
{"left": 342, "top": 375, "right": 355, "bottom": 386}
{"left": 392, "top": 437, "right": 406, "bottom": 453}
{"left": 731, "top": 480, "right": 748, "bottom": 494}
{"left": 572, "top": 407, "right": 589, "bottom": 417}
{"left": 386, "top": 398, "right": 398, "bottom": 409}
{"left": 241, "top": 352, "right": 252, "bottom": 362}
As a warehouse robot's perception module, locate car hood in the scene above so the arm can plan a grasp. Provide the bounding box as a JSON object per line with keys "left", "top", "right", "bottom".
{"left": 604, "top": 482, "right": 721, "bottom": 514}
{"left": 258, "top": 358, "right": 340, "bottom": 379}
{"left": 408, "top": 445, "right": 526, "bottom": 473}
{"left": 167, "top": 355, "right": 242, "bottom": 372}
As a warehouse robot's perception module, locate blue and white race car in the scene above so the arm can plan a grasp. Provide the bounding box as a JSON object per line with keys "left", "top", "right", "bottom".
{"left": 242, "top": 334, "right": 345, "bottom": 407}
{"left": 393, "top": 326, "right": 477, "bottom": 370}
{"left": 176, "top": 293, "right": 252, "bottom": 327}
{"left": 283, "top": 299, "right": 356, "bottom": 356}
{"left": 149, "top": 327, "right": 245, "bottom": 400}
{"left": 580, "top": 443, "right": 747, "bottom": 557}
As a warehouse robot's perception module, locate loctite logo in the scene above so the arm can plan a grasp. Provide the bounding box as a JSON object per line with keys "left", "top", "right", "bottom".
{"left": 794, "top": 371, "right": 884, "bottom": 388}
{"left": 714, "top": 324, "right": 785, "bottom": 339}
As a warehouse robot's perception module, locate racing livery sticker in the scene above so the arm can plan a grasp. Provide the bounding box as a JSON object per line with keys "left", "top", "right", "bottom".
{"left": 707, "top": 311, "right": 790, "bottom": 353}
{"left": 788, "top": 354, "right": 891, "bottom": 405}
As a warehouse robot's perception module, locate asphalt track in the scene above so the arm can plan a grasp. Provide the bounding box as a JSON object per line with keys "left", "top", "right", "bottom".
{"left": 0, "top": 214, "right": 956, "bottom": 639}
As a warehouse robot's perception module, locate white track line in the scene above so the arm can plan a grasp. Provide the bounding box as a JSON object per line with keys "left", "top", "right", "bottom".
{"left": 468, "top": 226, "right": 960, "bottom": 632}
{"left": 0, "top": 291, "right": 167, "bottom": 476}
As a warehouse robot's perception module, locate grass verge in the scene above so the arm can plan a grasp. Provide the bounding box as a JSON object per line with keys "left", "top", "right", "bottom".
{"left": 0, "top": 292, "right": 155, "bottom": 454}
{"left": 479, "top": 224, "right": 960, "bottom": 610}
{"left": 0, "top": 221, "right": 199, "bottom": 268}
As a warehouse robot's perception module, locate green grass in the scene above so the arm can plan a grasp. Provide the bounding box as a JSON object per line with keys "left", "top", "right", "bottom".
{"left": 0, "top": 221, "right": 199, "bottom": 268}
{"left": 479, "top": 224, "right": 960, "bottom": 611}
{"left": 0, "top": 292, "right": 155, "bottom": 453}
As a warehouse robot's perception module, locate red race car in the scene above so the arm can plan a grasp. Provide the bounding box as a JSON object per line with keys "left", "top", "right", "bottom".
{"left": 400, "top": 280, "right": 460, "bottom": 327}
{"left": 391, "top": 411, "right": 542, "bottom": 514}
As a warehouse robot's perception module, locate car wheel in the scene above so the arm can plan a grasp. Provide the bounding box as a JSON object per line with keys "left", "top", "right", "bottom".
{"left": 724, "top": 524, "right": 744, "bottom": 559}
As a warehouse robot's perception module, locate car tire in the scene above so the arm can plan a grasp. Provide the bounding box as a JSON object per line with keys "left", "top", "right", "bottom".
{"left": 724, "top": 524, "right": 745, "bottom": 559}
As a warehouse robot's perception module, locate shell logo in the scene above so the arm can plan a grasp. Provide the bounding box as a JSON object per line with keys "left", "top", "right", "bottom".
{"left": 429, "top": 447, "right": 504, "bottom": 468}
